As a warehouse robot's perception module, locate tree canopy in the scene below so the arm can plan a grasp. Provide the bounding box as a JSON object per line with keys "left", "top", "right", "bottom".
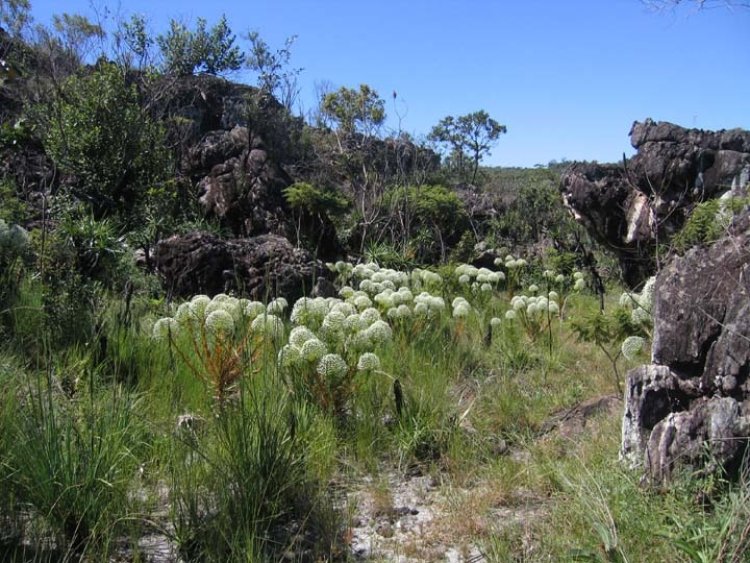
{"left": 429, "top": 110, "right": 506, "bottom": 184}
{"left": 320, "top": 84, "right": 386, "bottom": 136}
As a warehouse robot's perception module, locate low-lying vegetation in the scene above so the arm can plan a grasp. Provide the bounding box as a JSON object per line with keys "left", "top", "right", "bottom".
{"left": 2, "top": 247, "right": 746, "bottom": 562}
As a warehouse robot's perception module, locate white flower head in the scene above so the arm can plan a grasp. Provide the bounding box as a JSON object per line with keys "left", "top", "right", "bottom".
{"left": 357, "top": 352, "right": 381, "bottom": 372}
{"left": 189, "top": 295, "right": 211, "bottom": 319}
{"left": 175, "top": 302, "right": 197, "bottom": 326}
{"left": 251, "top": 314, "right": 284, "bottom": 339}
{"left": 152, "top": 317, "right": 179, "bottom": 341}
{"left": 366, "top": 320, "right": 393, "bottom": 345}
{"left": 301, "top": 338, "right": 327, "bottom": 362}
{"left": 205, "top": 309, "right": 235, "bottom": 336}
{"left": 621, "top": 336, "right": 646, "bottom": 361}
{"left": 631, "top": 307, "right": 651, "bottom": 325}
{"left": 317, "top": 353, "right": 348, "bottom": 379}
{"left": 453, "top": 303, "right": 471, "bottom": 318}
{"left": 360, "top": 307, "right": 382, "bottom": 325}
{"left": 278, "top": 344, "right": 301, "bottom": 368}
{"left": 267, "top": 297, "right": 288, "bottom": 315}
{"left": 289, "top": 325, "right": 316, "bottom": 347}
{"left": 353, "top": 295, "right": 373, "bottom": 310}
{"left": 244, "top": 301, "right": 266, "bottom": 320}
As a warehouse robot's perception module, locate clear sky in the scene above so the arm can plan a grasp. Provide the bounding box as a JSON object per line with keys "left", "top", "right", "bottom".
{"left": 25, "top": 0, "right": 750, "bottom": 167}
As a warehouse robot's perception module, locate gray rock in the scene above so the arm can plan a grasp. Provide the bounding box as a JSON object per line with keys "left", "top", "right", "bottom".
{"left": 621, "top": 212, "right": 750, "bottom": 482}
{"left": 154, "top": 231, "right": 326, "bottom": 302}
{"left": 561, "top": 119, "right": 750, "bottom": 288}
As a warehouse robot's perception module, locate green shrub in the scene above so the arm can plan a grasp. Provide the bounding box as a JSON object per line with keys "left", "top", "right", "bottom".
{"left": 672, "top": 196, "right": 750, "bottom": 254}
{"left": 3, "top": 377, "right": 147, "bottom": 557}
{"left": 171, "top": 385, "right": 339, "bottom": 561}
{"left": 39, "top": 62, "right": 172, "bottom": 224}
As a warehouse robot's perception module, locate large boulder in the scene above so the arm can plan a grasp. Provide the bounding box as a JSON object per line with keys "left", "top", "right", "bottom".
{"left": 621, "top": 211, "right": 750, "bottom": 482}
{"left": 561, "top": 119, "right": 750, "bottom": 288}
{"left": 166, "top": 76, "right": 343, "bottom": 260}
{"left": 153, "top": 231, "right": 325, "bottom": 302}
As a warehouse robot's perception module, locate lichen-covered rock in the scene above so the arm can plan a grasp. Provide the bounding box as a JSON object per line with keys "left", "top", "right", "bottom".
{"left": 154, "top": 231, "right": 325, "bottom": 302}
{"left": 621, "top": 211, "right": 750, "bottom": 482}
{"left": 561, "top": 119, "right": 750, "bottom": 288}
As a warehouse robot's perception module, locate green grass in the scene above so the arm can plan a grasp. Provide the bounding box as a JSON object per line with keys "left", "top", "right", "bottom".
{"left": 0, "top": 263, "right": 744, "bottom": 562}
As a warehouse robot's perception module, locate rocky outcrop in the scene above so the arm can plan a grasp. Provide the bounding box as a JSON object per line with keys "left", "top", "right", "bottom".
{"left": 165, "top": 77, "right": 342, "bottom": 259}
{"left": 621, "top": 211, "right": 750, "bottom": 482}
{"left": 561, "top": 119, "right": 750, "bottom": 288}
{"left": 153, "top": 231, "right": 325, "bottom": 302}
{"left": 187, "top": 125, "right": 293, "bottom": 238}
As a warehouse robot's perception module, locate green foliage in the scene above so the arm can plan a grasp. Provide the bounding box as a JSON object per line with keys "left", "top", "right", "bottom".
{"left": 429, "top": 110, "right": 507, "bottom": 183}
{"left": 383, "top": 184, "right": 469, "bottom": 261}
{"left": 40, "top": 62, "right": 172, "bottom": 224}
{"left": 114, "top": 14, "right": 153, "bottom": 70}
{"left": 0, "top": 219, "right": 32, "bottom": 340}
{"left": 493, "top": 172, "right": 576, "bottom": 244}
{"left": 2, "top": 378, "right": 147, "bottom": 556}
{"left": 246, "top": 32, "right": 302, "bottom": 110}
{"left": 157, "top": 15, "right": 244, "bottom": 76}
{"left": 0, "top": 0, "right": 31, "bottom": 39}
{"left": 171, "top": 387, "right": 338, "bottom": 561}
{"left": 672, "top": 196, "right": 750, "bottom": 254}
{"left": 50, "top": 12, "right": 105, "bottom": 64}
{"left": 571, "top": 308, "right": 643, "bottom": 393}
{"left": 284, "top": 181, "right": 348, "bottom": 216}
{"left": 321, "top": 84, "right": 386, "bottom": 135}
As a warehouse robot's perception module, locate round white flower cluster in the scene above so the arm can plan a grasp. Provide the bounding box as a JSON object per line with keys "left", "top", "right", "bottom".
{"left": 356, "top": 352, "right": 381, "bottom": 372}
{"left": 373, "top": 287, "right": 415, "bottom": 319}
{"left": 205, "top": 309, "right": 235, "bottom": 336}
{"left": 290, "top": 297, "right": 332, "bottom": 328}
{"left": 278, "top": 292, "right": 396, "bottom": 372}
{"left": 413, "top": 292, "right": 446, "bottom": 318}
{"left": 452, "top": 296, "right": 472, "bottom": 319}
{"left": 316, "top": 353, "right": 348, "bottom": 378}
{"left": 350, "top": 262, "right": 411, "bottom": 295}
{"left": 573, "top": 271, "right": 586, "bottom": 291}
{"left": 454, "top": 264, "right": 505, "bottom": 294}
{"left": 266, "top": 297, "right": 288, "bottom": 316}
{"left": 509, "top": 293, "right": 560, "bottom": 318}
{"left": 621, "top": 335, "right": 646, "bottom": 361}
{"left": 326, "top": 260, "right": 354, "bottom": 279}
{"left": 152, "top": 317, "right": 179, "bottom": 341}
{"left": 542, "top": 269, "right": 566, "bottom": 284}
{"left": 619, "top": 276, "right": 655, "bottom": 325}
{"left": 0, "top": 220, "right": 30, "bottom": 258}
{"left": 502, "top": 254, "right": 528, "bottom": 270}
{"left": 250, "top": 313, "right": 284, "bottom": 339}
{"left": 155, "top": 293, "right": 271, "bottom": 341}
{"left": 409, "top": 268, "right": 442, "bottom": 290}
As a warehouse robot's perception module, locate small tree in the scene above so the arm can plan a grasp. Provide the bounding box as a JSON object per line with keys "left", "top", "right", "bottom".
{"left": 321, "top": 84, "right": 385, "bottom": 137}
{"left": 157, "top": 15, "right": 244, "bottom": 76}
{"left": 245, "top": 32, "right": 302, "bottom": 111}
{"left": 40, "top": 62, "right": 172, "bottom": 224}
{"left": 429, "top": 110, "right": 506, "bottom": 184}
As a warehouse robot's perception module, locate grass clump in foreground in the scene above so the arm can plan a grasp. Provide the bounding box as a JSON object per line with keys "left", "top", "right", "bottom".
{"left": 0, "top": 258, "right": 743, "bottom": 561}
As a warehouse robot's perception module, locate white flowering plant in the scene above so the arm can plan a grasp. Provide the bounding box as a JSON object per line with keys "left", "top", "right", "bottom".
{"left": 150, "top": 293, "right": 266, "bottom": 406}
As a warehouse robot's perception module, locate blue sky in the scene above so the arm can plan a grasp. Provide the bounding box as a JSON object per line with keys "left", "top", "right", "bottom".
{"left": 26, "top": 0, "right": 750, "bottom": 167}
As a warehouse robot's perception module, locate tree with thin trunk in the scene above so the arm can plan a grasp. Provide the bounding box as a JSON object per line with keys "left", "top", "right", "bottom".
{"left": 428, "top": 110, "right": 506, "bottom": 184}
